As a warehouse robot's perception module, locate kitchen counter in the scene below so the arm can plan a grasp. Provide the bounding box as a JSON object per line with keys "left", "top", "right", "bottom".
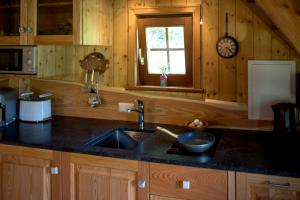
{"left": 0, "top": 116, "right": 300, "bottom": 178}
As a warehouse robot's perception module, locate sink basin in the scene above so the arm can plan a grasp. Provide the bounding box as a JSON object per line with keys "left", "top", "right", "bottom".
{"left": 86, "top": 128, "right": 154, "bottom": 150}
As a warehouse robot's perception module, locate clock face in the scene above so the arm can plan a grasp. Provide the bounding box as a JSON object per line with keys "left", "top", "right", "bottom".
{"left": 216, "top": 36, "right": 239, "bottom": 58}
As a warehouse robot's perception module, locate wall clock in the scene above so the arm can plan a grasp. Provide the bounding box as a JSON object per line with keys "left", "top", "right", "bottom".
{"left": 216, "top": 13, "right": 239, "bottom": 59}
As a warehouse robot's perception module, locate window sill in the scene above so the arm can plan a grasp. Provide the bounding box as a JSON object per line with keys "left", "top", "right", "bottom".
{"left": 126, "top": 86, "right": 204, "bottom": 93}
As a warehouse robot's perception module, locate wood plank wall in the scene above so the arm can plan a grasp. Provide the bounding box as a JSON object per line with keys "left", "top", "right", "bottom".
{"left": 28, "top": 0, "right": 299, "bottom": 104}
{"left": 37, "top": 45, "right": 112, "bottom": 86}
{"left": 113, "top": 0, "right": 300, "bottom": 103}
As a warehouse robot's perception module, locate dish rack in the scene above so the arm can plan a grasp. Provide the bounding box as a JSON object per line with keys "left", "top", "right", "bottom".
{"left": 79, "top": 52, "right": 109, "bottom": 107}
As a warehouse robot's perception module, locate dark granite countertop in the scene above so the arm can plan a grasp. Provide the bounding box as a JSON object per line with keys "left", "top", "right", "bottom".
{"left": 0, "top": 116, "right": 300, "bottom": 178}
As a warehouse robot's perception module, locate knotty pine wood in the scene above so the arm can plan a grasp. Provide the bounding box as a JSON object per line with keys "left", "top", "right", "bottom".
{"left": 37, "top": 45, "right": 112, "bottom": 84}
{"left": 218, "top": 0, "right": 237, "bottom": 102}
{"left": 149, "top": 163, "right": 227, "bottom": 200}
{"left": 0, "top": 144, "right": 62, "bottom": 200}
{"left": 235, "top": 0, "right": 253, "bottom": 103}
{"left": 138, "top": 162, "right": 150, "bottom": 200}
{"left": 113, "top": 0, "right": 300, "bottom": 104}
{"left": 247, "top": 0, "right": 300, "bottom": 56}
{"left": 82, "top": 0, "right": 113, "bottom": 45}
{"left": 30, "top": 79, "right": 273, "bottom": 130}
{"left": 236, "top": 172, "right": 300, "bottom": 200}
{"left": 67, "top": 153, "right": 138, "bottom": 200}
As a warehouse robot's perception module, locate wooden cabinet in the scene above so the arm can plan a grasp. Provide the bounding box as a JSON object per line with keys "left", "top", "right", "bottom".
{"left": 236, "top": 172, "right": 300, "bottom": 200}
{"left": 0, "top": 0, "right": 112, "bottom": 45}
{"left": 149, "top": 163, "right": 228, "bottom": 200}
{"left": 64, "top": 153, "right": 140, "bottom": 200}
{"left": 0, "top": 144, "right": 62, "bottom": 200}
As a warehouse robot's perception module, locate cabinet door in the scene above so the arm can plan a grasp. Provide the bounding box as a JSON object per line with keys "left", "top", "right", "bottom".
{"left": 68, "top": 153, "right": 138, "bottom": 200}
{"left": 33, "top": 0, "right": 74, "bottom": 44}
{"left": 0, "top": 145, "right": 62, "bottom": 200}
{"left": 1, "top": 154, "right": 51, "bottom": 200}
{"left": 0, "top": 0, "right": 21, "bottom": 44}
{"left": 236, "top": 172, "right": 300, "bottom": 200}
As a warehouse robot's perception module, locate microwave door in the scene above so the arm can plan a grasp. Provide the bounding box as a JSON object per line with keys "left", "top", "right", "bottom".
{"left": 0, "top": 49, "right": 23, "bottom": 72}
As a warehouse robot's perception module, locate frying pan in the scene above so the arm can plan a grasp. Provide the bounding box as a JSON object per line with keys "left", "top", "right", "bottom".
{"left": 156, "top": 126, "right": 215, "bottom": 153}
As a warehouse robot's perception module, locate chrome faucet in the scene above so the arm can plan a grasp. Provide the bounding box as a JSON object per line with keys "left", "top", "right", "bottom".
{"left": 127, "top": 100, "right": 144, "bottom": 130}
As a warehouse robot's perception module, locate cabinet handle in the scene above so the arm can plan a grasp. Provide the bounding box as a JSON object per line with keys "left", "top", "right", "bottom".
{"left": 19, "top": 27, "right": 26, "bottom": 33}
{"left": 266, "top": 181, "right": 290, "bottom": 188}
{"left": 182, "top": 180, "right": 190, "bottom": 190}
{"left": 26, "top": 27, "right": 33, "bottom": 33}
{"left": 50, "top": 167, "right": 59, "bottom": 175}
{"left": 138, "top": 180, "right": 146, "bottom": 189}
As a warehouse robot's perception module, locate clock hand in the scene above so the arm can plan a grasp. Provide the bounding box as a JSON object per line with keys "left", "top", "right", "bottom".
{"left": 225, "top": 46, "right": 233, "bottom": 53}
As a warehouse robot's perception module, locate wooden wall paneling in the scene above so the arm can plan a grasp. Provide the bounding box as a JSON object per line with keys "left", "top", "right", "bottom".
{"left": 271, "top": 33, "right": 290, "bottom": 60}
{"left": 63, "top": 46, "right": 77, "bottom": 82}
{"left": 82, "top": 0, "right": 113, "bottom": 45}
{"left": 55, "top": 46, "right": 66, "bottom": 79}
{"left": 253, "top": 15, "right": 272, "bottom": 60}
{"left": 127, "top": 9, "right": 138, "bottom": 88}
{"left": 218, "top": 0, "right": 237, "bottom": 102}
{"left": 254, "top": 0, "right": 300, "bottom": 56}
{"left": 37, "top": 45, "right": 112, "bottom": 83}
{"left": 202, "top": 0, "right": 219, "bottom": 100}
{"left": 193, "top": 7, "right": 201, "bottom": 89}
{"left": 235, "top": 0, "right": 253, "bottom": 103}
{"left": 113, "top": 0, "right": 128, "bottom": 87}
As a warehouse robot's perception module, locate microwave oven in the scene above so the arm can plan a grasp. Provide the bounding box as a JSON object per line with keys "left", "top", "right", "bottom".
{"left": 0, "top": 46, "right": 37, "bottom": 74}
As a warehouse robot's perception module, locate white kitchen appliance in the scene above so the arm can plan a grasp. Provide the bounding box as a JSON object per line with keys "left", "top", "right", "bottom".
{"left": 19, "top": 92, "right": 52, "bottom": 122}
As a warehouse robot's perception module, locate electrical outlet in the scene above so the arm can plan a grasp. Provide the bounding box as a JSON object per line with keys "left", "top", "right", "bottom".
{"left": 118, "top": 102, "right": 134, "bottom": 112}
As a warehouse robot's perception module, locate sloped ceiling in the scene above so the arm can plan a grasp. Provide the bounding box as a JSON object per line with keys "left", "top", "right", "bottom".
{"left": 242, "top": 0, "right": 300, "bottom": 55}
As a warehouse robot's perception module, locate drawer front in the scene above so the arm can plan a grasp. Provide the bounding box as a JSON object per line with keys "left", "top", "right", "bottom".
{"left": 150, "top": 163, "right": 227, "bottom": 200}
{"left": 236, "top": 172, "right": 300, "bottom": 200}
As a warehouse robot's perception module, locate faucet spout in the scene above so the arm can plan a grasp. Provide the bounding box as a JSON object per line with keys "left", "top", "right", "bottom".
{"left": 128, "top": 100, "right": 144, "bottom": 130}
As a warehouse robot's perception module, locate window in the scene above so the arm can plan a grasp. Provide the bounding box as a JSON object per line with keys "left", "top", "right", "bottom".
{"left": 137, "top": 16, "right": 193, "bottom": 87}
{"left": 127, "top": 7, "right": 201, "bottom": 92}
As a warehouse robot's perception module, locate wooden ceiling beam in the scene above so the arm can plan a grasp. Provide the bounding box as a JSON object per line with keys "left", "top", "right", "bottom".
{"left": 241, "top": 0, "right": 300, "bottom": 55}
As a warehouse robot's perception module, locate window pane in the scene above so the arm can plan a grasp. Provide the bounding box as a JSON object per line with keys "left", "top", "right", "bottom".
{"left": 169, "top": 50, "right": 186, "bottom": 74}
{"left": 146, "top": 27, "right": 166, "bottom": 49}
{"left": 168, "top": 27, "right": 184, "bottom": 48}
{"left": 147, "top": 50, "right": 168, "bottom": 74}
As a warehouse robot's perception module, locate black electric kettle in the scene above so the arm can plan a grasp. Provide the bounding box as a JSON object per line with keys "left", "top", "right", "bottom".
{"left": 272, "top": 103, "right": 300, "bottom": 133}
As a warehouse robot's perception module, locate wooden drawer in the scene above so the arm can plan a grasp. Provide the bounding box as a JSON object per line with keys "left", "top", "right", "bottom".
{"left": 149, "top": 163, "right": 228, "bottom": 200}
{"left": 236, "top": 172, "right": 300, "bottom": 200}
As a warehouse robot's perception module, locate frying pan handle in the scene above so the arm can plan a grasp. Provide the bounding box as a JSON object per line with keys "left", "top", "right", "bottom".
{"left": 156, "top": 126, "right": 178, "bottom": 139}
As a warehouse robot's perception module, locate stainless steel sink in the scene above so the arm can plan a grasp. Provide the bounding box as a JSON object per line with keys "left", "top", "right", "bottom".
{"left": 85, "top": 128, "right": 154, "bottom": 150}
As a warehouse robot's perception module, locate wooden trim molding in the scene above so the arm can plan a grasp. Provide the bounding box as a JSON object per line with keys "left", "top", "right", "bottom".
{"left": 128, "top": 6, "right": 201, "bottom": 90}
